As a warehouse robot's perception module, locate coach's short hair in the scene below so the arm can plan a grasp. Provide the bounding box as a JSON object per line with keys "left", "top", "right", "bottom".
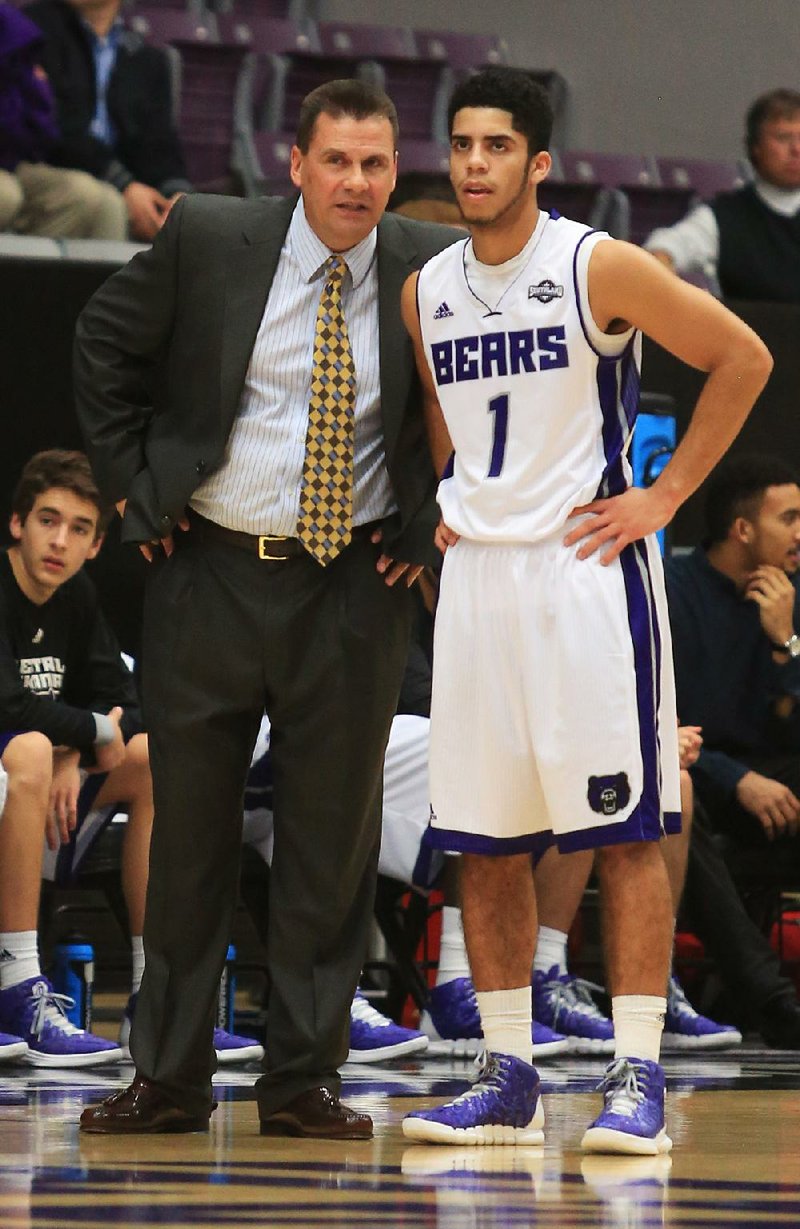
{"left": 704, "top": 453, "right": 800, "bottom": 545}
{"left": 296, "top": 79, "right": 399, "bottom": 153}
{"left": 746, "top": 88, "right": 800, "bottom": 161}
{"left": 447, "top": 67, "right": 554, "bottom": 156}
{"left": 11, "top": 449, "right": 110, "bottom": 535}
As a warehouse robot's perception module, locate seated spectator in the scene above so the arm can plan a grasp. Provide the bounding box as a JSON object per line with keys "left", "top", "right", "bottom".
{"left": 25, "top": 0, "right": 192, "bottom": 241}
{"left": 666, "top": 453, "right": 800, "bottom": 1045}
{"left": 0, "top": 450, "right": 259, "bottom": 1067}
{"left": 645, "top": 88, "right": 800, "bottom": 302}
{"left": 0, "top": 3, "right": 126, "bottom": 237}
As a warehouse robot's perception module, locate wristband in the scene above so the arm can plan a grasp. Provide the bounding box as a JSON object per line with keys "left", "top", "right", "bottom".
{"left": 93, "top": 713, "right": 115, "bottom": 747}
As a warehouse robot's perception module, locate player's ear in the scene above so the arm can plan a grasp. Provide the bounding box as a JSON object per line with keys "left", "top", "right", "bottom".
{"left": 529, "top": 150, "right": 551, "bottom": 187}
{"left": 9, "top": 513, "right": 23, "bottom": 542}
{"left": 733, "top": 516, "right": 752, "bottom": 544}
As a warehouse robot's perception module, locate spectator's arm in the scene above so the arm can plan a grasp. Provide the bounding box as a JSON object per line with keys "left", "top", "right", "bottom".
{"left": 643, "top": 203, "right": 719, "bottom": 276}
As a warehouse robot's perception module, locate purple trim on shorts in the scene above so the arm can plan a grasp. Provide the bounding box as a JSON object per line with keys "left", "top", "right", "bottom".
{"left": 423, "top": 825, "right": 544, "bottom": 856}
{"left": 553, "top": 800, "right": 674, "bottom": 854}
{"left": 662, "top": 809, "right": 682, "bottom": 836}
{"left": 619, "top": 539, "right": 666, "bottom": 841}
{"left": 0, "top": 730, "right": 22, "bottom": 757}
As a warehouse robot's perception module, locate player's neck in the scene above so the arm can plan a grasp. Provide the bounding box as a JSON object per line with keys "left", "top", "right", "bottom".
{"left": 469, "top": 204, "right": 542, "bottom": 267}
{"left": 7, "top": 546, "right": 57, "bottom": 607}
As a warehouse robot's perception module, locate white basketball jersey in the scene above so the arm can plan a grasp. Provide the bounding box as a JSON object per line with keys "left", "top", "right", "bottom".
{"left": 417, "top": 210, "right": 642, "bottom": 542}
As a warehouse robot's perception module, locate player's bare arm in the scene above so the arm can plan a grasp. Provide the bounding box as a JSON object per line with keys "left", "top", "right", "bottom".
{"left": 401, "top": 272, "right": 460, "bottom": 553}
{"left": 565, "top": 241, "right": 773, "bottom": 564}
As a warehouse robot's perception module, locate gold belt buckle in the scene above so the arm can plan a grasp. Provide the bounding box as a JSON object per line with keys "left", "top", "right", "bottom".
{"left": 258, "top": 534, "right": 290, "bottom": 561}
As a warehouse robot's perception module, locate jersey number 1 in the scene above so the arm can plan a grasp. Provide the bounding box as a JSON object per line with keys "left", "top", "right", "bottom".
{"left": 487, "top": 394, "right": 509, "bottom": 478}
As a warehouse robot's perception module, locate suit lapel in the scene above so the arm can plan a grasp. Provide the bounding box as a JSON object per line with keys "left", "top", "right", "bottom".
{"left": 219, "top": 198, "right": 295, "bottom": 434}
{"left": 377, "top": 215, "right": 418, "bottom": 464}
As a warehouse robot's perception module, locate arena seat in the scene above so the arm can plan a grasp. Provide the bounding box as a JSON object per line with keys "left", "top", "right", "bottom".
{"left": 655, "top": 155, "right": 747, "bottom": 198}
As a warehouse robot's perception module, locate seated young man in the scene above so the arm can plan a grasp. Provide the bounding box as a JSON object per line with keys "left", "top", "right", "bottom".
{"left": 0, "top": 449, "right": 263, "bottom": 1068}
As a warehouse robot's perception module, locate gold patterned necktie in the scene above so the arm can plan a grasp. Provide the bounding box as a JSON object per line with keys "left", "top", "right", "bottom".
{"left": 297, "top": 254, "right": 357, "bottom": 566}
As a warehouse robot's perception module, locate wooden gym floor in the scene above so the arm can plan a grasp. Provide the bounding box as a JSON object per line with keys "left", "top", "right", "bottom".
{"left": 1, "top": 1043, "right": 799, "bottom": 1227}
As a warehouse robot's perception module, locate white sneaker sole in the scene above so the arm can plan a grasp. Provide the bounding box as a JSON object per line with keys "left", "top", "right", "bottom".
{"left": 346, "top": 1035, "right": 429, "bottom": 1063}
{"left": 216, "top": 1043, "right": 265, "bottom": 1065}
{"left": 423, "top": 1034, "right": 569, "bottom": 1060}
{"left": 22, "top": 1045, "right": 124, "bottom": 1068}
{"left": 581, "top": 1125, "right": 673, "bottom": 1156}
{"left": 403, "top": 1100, "right": 545, "bottom": 1146}
{"left": 0, "top": 1041, "right": 29, "bottom": 1061}
{"left": 661, "top": 1029, "right": 742, "bottom": 1051}
{"left": 567, "top": 1035, "right": 616, "bottom": 1055}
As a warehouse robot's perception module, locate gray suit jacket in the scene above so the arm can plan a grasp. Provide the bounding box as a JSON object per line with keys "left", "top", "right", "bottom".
{"left": 73, "top": 193, "right": 459, "bottom": 564}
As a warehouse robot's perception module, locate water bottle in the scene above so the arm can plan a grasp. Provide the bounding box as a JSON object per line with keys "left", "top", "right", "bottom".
{"left": 217, "top": 944, "right": 237, "bottom": 1033}
{"left": 51, "top": 939, "right": 95, "bottom": 1030}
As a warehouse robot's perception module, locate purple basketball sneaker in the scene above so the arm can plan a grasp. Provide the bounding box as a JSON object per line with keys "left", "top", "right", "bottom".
{"left": 533, "top": 966, "right": 614, "bottom": 1054}
{"left": 403, "top": 1052, "right": 545, "bottom": 1145}
{"left": 581, "top": 1057, "right": 672, "bottom": 1156}
{"left": 421, "top": 977, "right": 568, "bottom": 1059}
{"left": 661, "top": 976, "right": 742, "bottom": 1051}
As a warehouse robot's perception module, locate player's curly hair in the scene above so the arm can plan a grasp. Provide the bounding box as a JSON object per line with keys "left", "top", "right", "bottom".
{"left": 11, "top": 450, "right": 110, "bottom": 534}
{"left": 447, "top": 67, "right": 553, "bottom": 156}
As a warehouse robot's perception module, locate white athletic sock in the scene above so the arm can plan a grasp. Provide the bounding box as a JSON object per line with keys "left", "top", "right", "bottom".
{"left": 131, "top": 936, "right": 145, "bottom": 995}
{"left": 476, "top": 987, "right": 532, "bottom": 1064}
{"left": 533, "top": 926, "right": 569, "bottom": 976}
{"left": 612, "top": 994, "right": 666, "bottom": 1062}
{"left": 0, "top": 931, "right": 40, "bottom": 990}
{"left": 436, "top": 906, "right": 471, "bottom": 985}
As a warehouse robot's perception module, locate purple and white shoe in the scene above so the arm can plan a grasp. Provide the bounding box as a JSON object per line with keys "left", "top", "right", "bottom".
{"left": 533, "top": 966, "right": 615, "bottom": 1054}
{"left": 403, "top": 1051, "right": 545, "bottom": 1145}
{"left": 0, "top": 1032, "right": 28, "bottom": 1062}
{"left": 662, "top": 976, "right": 742, "bottom": 1051}
{"left": 421, "top": 977, "right": 568, "bottom": 1059}
{"left": 348, "top": 992, "right": 428, "bottom": 1063}
{"left": 0, "top": 977, "right": 122, "bottom": 1068}
{"left": 581, "top": 1057, "right": 672, "bottom": 1156}
{"left": 120, "top": 993, "right": 265, "bottom": 1064}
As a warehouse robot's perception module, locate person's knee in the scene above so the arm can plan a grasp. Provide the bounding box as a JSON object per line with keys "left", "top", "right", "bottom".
{"left": 63, "top": 171, "right": 127, "bottom": 241}
{"left": 1, "top": 732, "right": 53, "bottom": 798}
{"left": 0, "top": 170, "right": 24, "bottom": 231}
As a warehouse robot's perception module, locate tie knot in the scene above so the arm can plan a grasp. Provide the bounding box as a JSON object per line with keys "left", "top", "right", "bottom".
{"left": 324, "top": 254, "right": 347, "bottom": 289}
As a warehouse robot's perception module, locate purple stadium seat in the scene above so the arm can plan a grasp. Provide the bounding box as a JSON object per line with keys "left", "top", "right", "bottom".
{"left": 561, "top": 150, "right": 660, "bottom": 188}
{"left": 413, "top": 28, "right": 509, "bottom": 69}
{"left": 244, "top": 130, "right": 294, "bottom": 195}
{"left": 127, "top": 10, "right": 217, "bottom": 48}
{"left": 397, "top": 140, "right": 451, "bottom": 176}
{"left": 622, "top": 184, "right": 697, "bottom": 245}
{"left": 539, "top": 182, "right": 618, "bottom": 232}
{"left": 215, "top": 13, "right": 316, "bottom": 54}
{"left": 214, "top": 0, "right": 297, "bottom": 15}
{"left": 655, "top": 156, "right": 746, "bottom": 199}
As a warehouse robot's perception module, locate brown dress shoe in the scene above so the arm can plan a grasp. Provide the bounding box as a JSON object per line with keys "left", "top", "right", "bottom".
{"left": 259, "top": 1087, "right": 373, "bottom": 1139}
{"left": 80, "top": 1076, "right": 213, "bottom": 1134}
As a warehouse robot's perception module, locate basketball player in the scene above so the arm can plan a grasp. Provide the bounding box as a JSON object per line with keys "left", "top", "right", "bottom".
{"left": 400, "top": 68, "right": 772, "bottom": 1154}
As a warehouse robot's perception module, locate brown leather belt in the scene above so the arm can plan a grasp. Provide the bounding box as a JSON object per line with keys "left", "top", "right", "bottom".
{"left": 192, "top": 514, "right": 377, "bottom": 560}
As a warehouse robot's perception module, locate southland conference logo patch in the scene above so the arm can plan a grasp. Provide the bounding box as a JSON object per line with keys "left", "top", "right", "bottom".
{"left": 528, "top": 279, "right": 564, "bottom": 303}
{"left": 587, "top": 772, "right": 631, "bottom": 816}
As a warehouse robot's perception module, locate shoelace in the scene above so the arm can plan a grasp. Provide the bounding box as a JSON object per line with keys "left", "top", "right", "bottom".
{"left": 30, "top": 980, "right": 82, "bottom": 1038}
{"left": 598, "top": 1057, "right": 646, "bottom": 1118}
{"left": 351, "top": 995, "right": 394, "bottom": 1030}
{"left": 447, "top": 1053, "right": 506, "bottom": 1106}
{"left": 548, "top": 973, "right": 609, "bottom": 1022}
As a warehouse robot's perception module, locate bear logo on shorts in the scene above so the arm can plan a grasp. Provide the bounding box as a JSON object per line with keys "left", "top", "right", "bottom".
{"left": 587, "top": 772, "right": 631, "bottom": 816}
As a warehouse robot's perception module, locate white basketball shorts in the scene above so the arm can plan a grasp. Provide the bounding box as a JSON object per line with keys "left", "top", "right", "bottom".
{"left": 427, "top": 531, "right": 681, "bottom": 855}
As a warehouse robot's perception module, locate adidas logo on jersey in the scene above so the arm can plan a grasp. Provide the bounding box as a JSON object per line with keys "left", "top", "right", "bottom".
{"left": 433, "top": 301, "right": 454, "bottom": 319}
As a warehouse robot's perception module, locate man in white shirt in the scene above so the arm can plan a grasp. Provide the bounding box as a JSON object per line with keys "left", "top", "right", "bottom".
{"left": 646, "top": 89, "right": 800, "bottom": 302}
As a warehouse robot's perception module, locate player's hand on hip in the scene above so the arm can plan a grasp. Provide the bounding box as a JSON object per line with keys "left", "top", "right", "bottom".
{"left": 370, "top": 529, "right": 423, "bottom": 587}
{"left": 743, "top": 565, "right": 796, "bottom": 648}
{"left": 434, "top": 518, "right": 460, "bottom": 556}
{"left": 564, "top": 487, "right": 673, "bottom": 564}
{"left": 736, "top": 770, "right": 800, "bottom": 840}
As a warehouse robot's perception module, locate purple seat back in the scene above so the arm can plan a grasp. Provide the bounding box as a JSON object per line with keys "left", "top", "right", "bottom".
{"left": 655, "top": 156, "right": 746, "bottom": 199}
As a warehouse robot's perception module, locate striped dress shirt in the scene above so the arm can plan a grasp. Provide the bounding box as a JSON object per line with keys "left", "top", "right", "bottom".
{"left": 190, "top": 199, "right": 396, "bottom": 533}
